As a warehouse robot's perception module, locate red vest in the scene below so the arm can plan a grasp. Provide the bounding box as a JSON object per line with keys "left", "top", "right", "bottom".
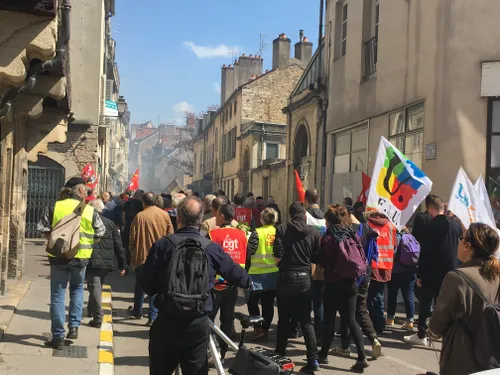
{"left": 368, "top": 221, "right": 397, "bottom": 270}
{"left": 209, "top": 227, "right": 248, "bottom": 267}
{"left": 234, "top": 207, "right": 252, "bottom": 226}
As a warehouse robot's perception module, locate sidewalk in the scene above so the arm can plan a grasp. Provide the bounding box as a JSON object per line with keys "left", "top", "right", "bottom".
{"left": 0, "top": 241, "right": 100, "bottom": 375}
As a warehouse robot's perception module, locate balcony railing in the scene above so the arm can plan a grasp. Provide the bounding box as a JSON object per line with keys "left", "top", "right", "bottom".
{"left": 364, "top": 36, "right": 378, "bottom": 78}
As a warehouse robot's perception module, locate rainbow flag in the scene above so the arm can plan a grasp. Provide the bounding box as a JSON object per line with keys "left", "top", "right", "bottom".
{"left": 367, "top": 137, "right": 432, "bottom": 229}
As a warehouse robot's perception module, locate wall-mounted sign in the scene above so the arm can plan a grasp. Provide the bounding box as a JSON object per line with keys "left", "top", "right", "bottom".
{"left": 426, "top": 143, "right": 437, "bottom": 160}
{"left": 104, "top": 100, "right": 118, "bottom": 117}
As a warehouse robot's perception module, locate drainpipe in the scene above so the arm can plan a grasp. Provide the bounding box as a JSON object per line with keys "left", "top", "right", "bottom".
{"left": 0, "top": 0, "right": 71, "bottom": 120}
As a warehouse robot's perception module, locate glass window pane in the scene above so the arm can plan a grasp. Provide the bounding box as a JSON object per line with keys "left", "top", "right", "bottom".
{"left": 342, "top": 22, "right": 347, "bottom": 39}
{"left": 408, "top": 103, "right": 424, "bottom": 131}
{"left": 266, "top": 144, "right": 279, "bottom": 159}
{"left": 342, "top": 40, "right": 347, "bottom": 56}
{"left": 492, "top": 136, "right": 500, "bottom": 168}
{"left": 351, "top": 126, "right": 368, "bottom": 151}
{"left": 405, "top": 131, "right": 424, "bottom": 168}
{"left": 334, "top": 154, "right": 350, "bottom": 174}
{"left": 493, "top": 101, "right": 500, "bottom": 133}
{"left": 335, "top": 133, "right": 351, "bottom": 155}
{"left": 351, "top": 150, "right": 367, "bottom": 172}
{"left": 343, "top": 4, "right": 348, "bottom": 20}
{"left": 390, "top": 135, "right": 405, "bottom": 153}
{"left": 390, "top": 111, "right": 405, "bottom": 136}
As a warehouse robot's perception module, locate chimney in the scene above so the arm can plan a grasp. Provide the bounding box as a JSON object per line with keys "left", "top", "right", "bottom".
{"left": 295, "top": 30, "right": 313, "bottom": 64}
{"left": 220, "top": 64, "right": 234, "bottom": 105}
{"left": 233, "top": 60, "right": 240, "bottom": 91}
{"left": 237, "top": 54, "right": 263, "bottom": 87}
{"left": 272, "top": 33, "right": 291, "bottom": 70}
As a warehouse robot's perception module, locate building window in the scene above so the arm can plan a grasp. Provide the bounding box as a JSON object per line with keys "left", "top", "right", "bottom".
{"left": 333, "top": 124, "right": 368, "bottom": 174}
{"left": 488, "top": 99, "right": 500, "bottom": 193}
{"left": 234, "top": 101, "right": 237, "bottom": 115}
{"left": 229, "top": 105, "right": 232, "bottom": 120}
{"left": 341, "top": 2, "right": 348, "bottom": 57}
{"left": 266, "top": 143, "right": 279, "bottom": 160}
{"left": 389, "top": 102, "right": 424, "bottom": 169}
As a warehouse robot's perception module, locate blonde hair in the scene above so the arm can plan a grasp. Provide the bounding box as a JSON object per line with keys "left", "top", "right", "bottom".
{"left": 261, "top": 207, "right": 278, "bottom": 226}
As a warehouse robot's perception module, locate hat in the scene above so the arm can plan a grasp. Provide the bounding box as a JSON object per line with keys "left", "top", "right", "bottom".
{"left": 65, "top": 177, "right": 86, "bottom": 188}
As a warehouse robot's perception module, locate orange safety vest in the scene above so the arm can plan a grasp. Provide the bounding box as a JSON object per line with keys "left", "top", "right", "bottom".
{"left": 209, "top": 226, "right": 248, "bottom": 290}
{"left": 234, "top": 207, "right": 252, "bottom": 227}
{"left": 368, "top": 221, "right": 397, "bottom": 270}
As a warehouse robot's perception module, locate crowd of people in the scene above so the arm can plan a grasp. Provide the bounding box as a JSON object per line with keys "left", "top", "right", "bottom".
{"left": 39, "top": 177, "right": 500, "bottom": 375}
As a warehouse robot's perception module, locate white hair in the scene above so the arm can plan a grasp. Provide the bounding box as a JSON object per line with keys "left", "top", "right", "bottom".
{"left": 89, "top": 199, "right": 105, "bottom": 213}
{"left": 172, "top": 193, "right": 186, "bottom": 208}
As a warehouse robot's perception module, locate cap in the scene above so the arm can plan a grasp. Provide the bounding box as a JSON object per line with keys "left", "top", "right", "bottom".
{"left": 65, "top": 177, "right": 86, "bottom": 188}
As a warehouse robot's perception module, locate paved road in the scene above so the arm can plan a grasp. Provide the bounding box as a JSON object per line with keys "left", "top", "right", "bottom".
{"left": 109, "top": 271, "right": 441, "bottom": 375}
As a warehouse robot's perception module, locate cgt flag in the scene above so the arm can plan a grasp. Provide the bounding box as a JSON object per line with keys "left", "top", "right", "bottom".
{"left": 366, "top": 137, "right": 433, "bottom": 230}
{"left": 294, "top": 169, "right": 305, "bottom": 203}
{"left": 81, "top": 164, "right": 98, "bottom": 189}
{"left": 126, "top": 169, "right": 139, "bottom": 192}
{"left": 356, "top": 172, "right": 371, "bottom": 205}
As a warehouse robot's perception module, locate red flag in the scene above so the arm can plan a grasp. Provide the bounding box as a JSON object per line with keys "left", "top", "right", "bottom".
{"left": 126, "top": 169, "right": 139, "bottom": 192}
{"left": 81, "top": 164, "right": 98, "bottom": 189}
{"left": 294, "top": 169, "right": 305, "bottom": 203}
{"left": 356, "top": 172, "right": 371, "bottom": 205}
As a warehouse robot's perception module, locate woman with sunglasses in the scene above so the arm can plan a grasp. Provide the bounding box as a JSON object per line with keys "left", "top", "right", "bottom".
{"left": 427, "top": 223, "right": 500, "bottom": 375}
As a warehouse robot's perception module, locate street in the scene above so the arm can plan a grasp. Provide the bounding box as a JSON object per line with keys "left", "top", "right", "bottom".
{"left": 0, "top": 241, "right": 440, "bottom": 375}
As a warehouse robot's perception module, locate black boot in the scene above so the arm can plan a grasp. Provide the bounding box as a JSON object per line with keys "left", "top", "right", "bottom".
{"left": 45, "top": 337, "right": 65, "bottom": 350}
{"left": 67, "top": 327, "right": 78, "bottom": 339}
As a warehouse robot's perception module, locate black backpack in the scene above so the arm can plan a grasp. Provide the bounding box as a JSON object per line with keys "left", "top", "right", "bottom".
{"left": 456, "top": 270, "right": 500, "bottom": 370}
{"left": 163, "top": 234, "right": 211, "bottom": 317}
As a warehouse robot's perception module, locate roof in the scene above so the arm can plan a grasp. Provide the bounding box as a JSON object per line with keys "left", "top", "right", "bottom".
{"left": 290, "top": 39, "right": 325, "bottom": 98}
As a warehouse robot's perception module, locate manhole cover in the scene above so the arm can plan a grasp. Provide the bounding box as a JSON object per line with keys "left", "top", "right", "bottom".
{"left": 52, "top": 345, "right": 88, "bottom": 358}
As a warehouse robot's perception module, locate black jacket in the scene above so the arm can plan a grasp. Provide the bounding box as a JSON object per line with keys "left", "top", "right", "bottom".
{"left": 140, "top": 227, "right": 252, "bottom": 314}
{"left": 273, "top": 217, "right": 321, "bottom": 273}
{"left": 88, "top": 214, "right": 127, "bottom": 271}
{"left": 412, "top": 211, "right": 431, "bottom": 245}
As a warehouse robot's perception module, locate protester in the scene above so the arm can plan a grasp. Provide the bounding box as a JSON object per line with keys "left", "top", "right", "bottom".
{"left": 153, "top": 194, "right": 164, "bottom": 209}
{"left": 166, "top": 193, "right": 186, "bottom": 232}
{"left": 343, "top": 196, "right": 354, "bottom": 208}
{"left": 101, "top": 191, "right": 116, "bottom": 211}
{"left": 86, "top": 188, "right": 97, "bottom": 203}
{"left": 353, "top": 201, "right": 366, "bottom": 223}
{"left": 274, "top": 202, "right": 321, "bottom": 373}
{"left": 405, "top": 195, "right": 461, "bottom": 345}
{"left": 319, "top": 205, "right": 369, "bottom": 371}
{"left": 38, "top": 177, "right": 106, "bottom": 349}
{"left": 201, "top": 196, "right": 237, "bottom": 233}
{"left": 386, "top": 227, "right": 419, "bottom": 330}
{"left": 140, "top": 196, "right": 252, "bottom": 374}
{"left": 246, "top": 196, "right": 262, "bottom": 229}
{"left": 234, "top": 193, "right": 254, "bottom": 228}
{"left": 128, "top": 192, "right": 174, "bottom": 326}
{"left": 366, "top": 210, "right": 398, "bottom": 334}
{"left": 122, "top": 189, "right": 144, "bottom": 266}
{"left": 87, "top": 199, "right": 127, "bottom": 327}
{"left": 304, "top": 188, "right": 326, "bottom": 342}
{"left": 208, "top": 204, "right": 248, "bottom": 360}
{"left": 411, "top": 194, "right": 435, "bottom": 245}
{"left": 246, "top": 207, "right": 279, "bottom": 341}
{"left": 256, "top": 196, "right": 266, "bottom": 212}
{"left": 428, "top": 223, "right": 500, "bottom": 375}
{"left": 337, "top": 207, "right": 382, "bottom": 359}
{"left": 202, "top": 194, "right": 216, "bottom": 221}
{"left": 266, "top": 196, "right": 282, "bottom": 226}
{"left": 162, "top": 193, "right": 172, "bottom": 211}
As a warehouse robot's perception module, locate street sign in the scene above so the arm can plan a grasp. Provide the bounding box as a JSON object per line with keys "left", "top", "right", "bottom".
{"left": 104, "top": 100, "right": 118, "bottom": 117}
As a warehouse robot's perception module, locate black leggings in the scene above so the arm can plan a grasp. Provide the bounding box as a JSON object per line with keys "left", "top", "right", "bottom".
{"left": 247, "top": 289, "right": 276, "bottom": 331}
{"left": 321, "top": 280, "right": 366, "bottom": 361}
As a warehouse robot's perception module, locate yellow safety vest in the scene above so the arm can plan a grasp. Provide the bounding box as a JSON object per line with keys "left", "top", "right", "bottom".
{"left": 50, "top": 198, "right": 95, "bottom": 259}
{"left": 249, "top": 225, "right": 279, "bottom": 275}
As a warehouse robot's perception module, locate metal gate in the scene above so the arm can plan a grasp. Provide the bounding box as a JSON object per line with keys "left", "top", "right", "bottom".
{"left": 25, "top": 156, "right": 65, "bottom": 238}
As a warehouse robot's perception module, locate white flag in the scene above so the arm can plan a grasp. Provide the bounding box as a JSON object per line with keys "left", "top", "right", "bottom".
{"left": 366, "top": 137, "right": 433, "bottom": 230}
{"left": 474, "top": 175, "right": 496, "bottom": 227}
{"left": 448, "top": 168, "right": 476, "bottom": 229}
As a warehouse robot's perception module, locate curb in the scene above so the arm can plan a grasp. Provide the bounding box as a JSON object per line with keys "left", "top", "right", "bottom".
{"left": 0, "top": 280, "right": 32, "bottom": 342}
{"left": 98, "top": 285, "right": 114, "bottom": 375}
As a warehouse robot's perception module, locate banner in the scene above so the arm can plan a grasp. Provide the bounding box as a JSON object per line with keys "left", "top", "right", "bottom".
{"left": 294, "top": 169, "right": 305, "bottom": 203}
{"left": 126, "top": 169, "right": 139, "bottom": 192}
{"left": 474, "top": 175, "right": 496, "bottom": 226}
{"left": 356, "top": 172, "right": 371, "bottom": 205}
{"left": 81, "top": 164, "right": 98, "bottom": 189}
{"left": 366, "top": 137, "right": 433, "bottom": 230}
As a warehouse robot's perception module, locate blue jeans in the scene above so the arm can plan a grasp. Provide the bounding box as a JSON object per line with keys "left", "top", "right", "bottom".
{"left": 50, "top": 263, "right": 87, "bottom": 339}
{"left": 133, "top": 265, "right": 157, "bottom": 320}
{"left": 367, "top": 280, "right": 386, "bottom": 333}
{"left": 387, "top": 272, "right": 416, "bottom": 322}
{"left": 312, "top": 280, "right": 324, "bottom": 339}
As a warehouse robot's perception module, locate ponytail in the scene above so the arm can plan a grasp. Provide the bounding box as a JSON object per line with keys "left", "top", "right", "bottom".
{"left": 480, "top": 256, "right": 500, "bottom": 283}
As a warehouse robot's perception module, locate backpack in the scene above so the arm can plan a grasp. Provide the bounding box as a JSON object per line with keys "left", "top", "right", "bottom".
{"left": 163, "top": 234, "right": 211, "bottom": 317}
{"left": 398, "top": 233, "right": 420, "bottom": 267}
{"left": 46, "top": 201, "right": 86, "bottom": 260}
{"left": 455, "top": 270, "right": 500, "bottom": 370}
{"left": 335, "top": 235, "right": 367, "bottom": 279}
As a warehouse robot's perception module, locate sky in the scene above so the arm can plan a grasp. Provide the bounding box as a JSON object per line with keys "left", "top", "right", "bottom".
{"left": 113, "top": 0, "right": 320, "bottom": 125}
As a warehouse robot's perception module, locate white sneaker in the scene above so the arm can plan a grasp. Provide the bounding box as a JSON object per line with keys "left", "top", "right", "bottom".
{"left": 403, "top": 333, "right": 429, "bottom": 346}
{"left": 372, "top": 338, "right": 382, "bottom": 359}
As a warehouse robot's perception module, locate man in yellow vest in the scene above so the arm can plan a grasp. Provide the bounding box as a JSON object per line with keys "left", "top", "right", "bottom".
{"left": 208, "top": 203, "right": 248, "bottom": 360}
{"left": 246, "top": 207, "right": 279, "bottom": 340}
{"left": 38, "top": 177, "right": 106, "bottom": 349}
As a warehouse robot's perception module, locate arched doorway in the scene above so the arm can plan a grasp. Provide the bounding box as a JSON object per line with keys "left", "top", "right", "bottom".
{"left": 26, "top": 155, "right": 65, "bottom": 238}
{"left": 294, "top": 124, "right": 309, "bottom": 166}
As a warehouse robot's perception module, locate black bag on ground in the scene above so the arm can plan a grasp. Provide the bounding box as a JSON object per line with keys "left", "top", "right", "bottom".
{"left": 456, "top": 270, "right": 500, "bottom": 370}
{"left": 229, "top": 347, "right": 282, "bottom": 375}
{"left": 162, "top": 234, "right": 211, "bottom": 317}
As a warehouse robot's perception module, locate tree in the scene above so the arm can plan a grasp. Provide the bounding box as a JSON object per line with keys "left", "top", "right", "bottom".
{"left": 168, "top": 105, "right": 219, "bottom": 176}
